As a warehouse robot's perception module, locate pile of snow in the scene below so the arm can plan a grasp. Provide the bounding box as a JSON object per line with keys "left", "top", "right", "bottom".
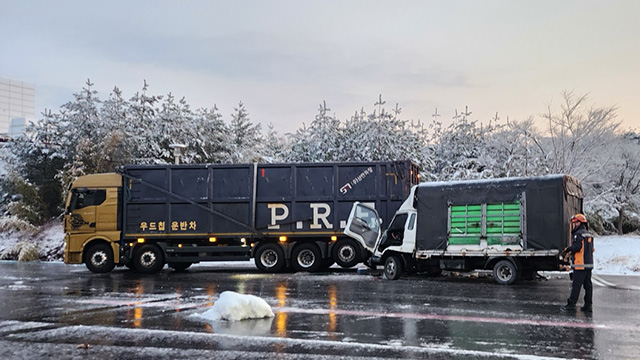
{"left": 593, "top": 235, "right": 640, "bottom": 275}
{"left": 198, "top": 291, "right": 274, "bottom": 321}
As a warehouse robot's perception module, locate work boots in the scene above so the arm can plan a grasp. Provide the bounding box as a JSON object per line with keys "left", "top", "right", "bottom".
{"left": 580, "top": 303, "right": 593, "bottom": 312}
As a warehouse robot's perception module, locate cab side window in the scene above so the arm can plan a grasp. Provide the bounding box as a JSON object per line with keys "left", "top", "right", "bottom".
{"left": 70, "top": 189, "right": 106, "bottom": 210}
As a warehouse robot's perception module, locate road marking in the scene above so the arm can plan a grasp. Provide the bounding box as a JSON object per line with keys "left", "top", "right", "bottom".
{"left": 7, "top": 324, "right": 583, "bottom": 360}
{"left": 278, "top": 307, "right": 640, "bottom": 332}
{"left": 592, "top": 274, "right": 640, "bottom": 290}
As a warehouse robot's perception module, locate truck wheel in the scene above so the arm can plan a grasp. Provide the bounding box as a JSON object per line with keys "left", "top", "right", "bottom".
{"left": 332, "top": 239, "right": 361, "bottom": 268}
{"left": 383, "top": 255, "right": 403, "bottom": 280}
{"left": 292, "top": 243, "right": 322, "bottom": 272}
{"left": 84, "top": 243, "right": 116, "bottom": 273}
{"left": 134, "top": 244, "right": 165, "bottom": 274}
{"left": 168, "top": 262, "right": 192, "bottom": 272}
{"left": 493, "top": 260, "right": 518, "bottom": 285}
{"left": 255, "top": 243, "right": 285, "bottom": 273}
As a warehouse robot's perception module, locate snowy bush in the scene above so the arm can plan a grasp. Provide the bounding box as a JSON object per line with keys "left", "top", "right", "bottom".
{"left": 0, "top": 215, "right": 38, "bottom": 234}
{"left": 0, "top": 241, "right": 39, "bottom": 261}
{"left": 0, "top": 220, "right": 64, "bottom": 261}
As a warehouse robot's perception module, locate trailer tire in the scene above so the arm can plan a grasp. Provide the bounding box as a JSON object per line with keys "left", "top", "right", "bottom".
{"left": 134, "top": 244, "right": 165, "bottom": 274}
{"left": 493, "top": 259, "right": 518, "bottom": 285}
{"left": 168, "top": 262, "right": 192, "bottom": 272}
{"left": 332, "top": 239, "right": 361, "bottom": 268}
{"left": 84, "top": 243, "right": 116, "bottom": 273}
{"left": 255, "top": 243, "right": 286, "bottom": 273}
{"left": 292, "top": 243, "right": 322, "bottom": 272}
{"left": 383, "top": 255, "right": 403, "bottom": 280}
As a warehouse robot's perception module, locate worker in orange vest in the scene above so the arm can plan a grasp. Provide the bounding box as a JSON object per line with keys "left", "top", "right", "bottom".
{"left": 561, "top": 214, "right": 594, "bottom": 312}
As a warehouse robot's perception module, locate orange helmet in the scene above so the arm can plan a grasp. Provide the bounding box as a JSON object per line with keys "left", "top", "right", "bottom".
{"left": 570, "top": 213, "right": 587, "bottom": 223}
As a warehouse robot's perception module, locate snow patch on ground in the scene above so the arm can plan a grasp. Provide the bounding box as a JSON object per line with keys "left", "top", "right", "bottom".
{"left": 593, "top": 235, "right": 640, "bottom": 275}
{"left": 196, "top": 291, "right": 274, "bottom": 321}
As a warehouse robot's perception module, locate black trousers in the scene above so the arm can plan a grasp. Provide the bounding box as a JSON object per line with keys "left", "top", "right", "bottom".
{"left": 568, "top": 269, "right": 593, "bottom": 305}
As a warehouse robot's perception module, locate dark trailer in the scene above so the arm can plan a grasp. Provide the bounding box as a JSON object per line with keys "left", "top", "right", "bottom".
{"left": 414, "top": 174, "right": 583, "bottom": 253}
{"left": 344, "top": 174, "right": 584, "bottom": 283}
{"left": 120, "top": 160, "right": 418, "bottom": 272}
{"left": 401, "top": 174, "right": 584, "bottom": 283}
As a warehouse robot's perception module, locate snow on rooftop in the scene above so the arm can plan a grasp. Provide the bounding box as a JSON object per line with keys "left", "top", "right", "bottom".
{"left": 417, "top": 174, "right": 568, "bottom": 189}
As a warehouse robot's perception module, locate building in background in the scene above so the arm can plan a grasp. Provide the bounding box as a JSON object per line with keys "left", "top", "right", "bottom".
{"left": 0, "top": 77, "right": 35, "bottom": 137}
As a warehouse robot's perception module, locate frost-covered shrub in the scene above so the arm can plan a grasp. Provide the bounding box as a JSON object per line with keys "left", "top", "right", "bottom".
{"left": 0, "top": 220, "right": 63, "bottom": 261}
{"left": 613, "top": 212, "right": 640, "bottom": 234}
{"left": 0, "top": 241, "right": 40, "bottom": 261}
{"left": 0, "top": 215, "right": 38, "bottom": 234}
{"left": 17, "top": 241, "right": 39, "bottom": 261}
{"left": 0, "top": 174, "right": 50, "bottom": 226}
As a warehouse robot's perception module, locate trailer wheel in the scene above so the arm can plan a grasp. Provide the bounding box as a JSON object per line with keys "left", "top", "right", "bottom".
{"left": 168, "top": 262, "right": 192, "bottom": 272}
{"left": 383, "top": 255, "right": 403, "bottom": 280}
{"left": 84, "top": 243, "right": 116, "bottom": 273}
{"left": 493, "top": 260, "right": 518, "bottom": 285}
{"left": 134, "top": 244, "right": 165, "bottom": 274}
{"left": 292, "top": 243, "right": 322, "bottom": 272}
{"left": 255, "top": 244, "right": 286, "bottom": 273}
{"left": 332, "top": 239, "right": 361, "bottom": 268}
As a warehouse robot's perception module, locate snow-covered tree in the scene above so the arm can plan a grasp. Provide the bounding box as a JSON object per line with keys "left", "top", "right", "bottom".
{"left": 127, "top": 80, "right": 163, "bottom": 164}
{"left": 540, "top": 91, "right": 620, "bottom": 181}
{"left": 288, "top": 96, "right": 432, "bottom": 172}
{"left": 151, "top": 93, "right": 197, "bottom": 163}
{"left": 427, "top": 106, "right": 492, "bottom": 180}
{"left": 480, "top": 115, "right": 549, "bottom": 178}
{"left": 229, "top": 102, "right": 262, "bottom": 162}
{"left": 260, "top": 123, "right": 288, "bottom": 162}
{"left": 588, "top": 134, "right": 640, "bottom": 234}
{"left": 194, "top": 105, "right": 233, "bottom": 163}
{"left": 288, "top": 101, "right": 342, "bottom": 162}
{"left": 3, "top": 109, "right": 66, "bottom": 221}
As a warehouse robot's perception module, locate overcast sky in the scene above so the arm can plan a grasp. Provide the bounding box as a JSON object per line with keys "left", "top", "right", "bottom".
{"left": 1, "top": 1, "right": 639, "bottom": 133}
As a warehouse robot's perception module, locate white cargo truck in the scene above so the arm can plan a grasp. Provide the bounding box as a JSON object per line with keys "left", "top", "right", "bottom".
{"left": 344, "top": 175, "right": 583, "bottom": 284}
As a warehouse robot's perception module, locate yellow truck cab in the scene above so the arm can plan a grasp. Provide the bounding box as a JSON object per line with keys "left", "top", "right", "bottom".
{"left": 64, "top": 173, "right": 122, "bottom": 272}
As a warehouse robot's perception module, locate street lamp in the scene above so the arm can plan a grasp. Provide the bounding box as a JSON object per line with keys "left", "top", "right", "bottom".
{"left": 169, "top": 144, "right": 187, "bottom": 164}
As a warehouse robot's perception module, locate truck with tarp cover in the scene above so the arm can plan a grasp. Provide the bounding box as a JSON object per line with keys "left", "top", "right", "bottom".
{"left": 64, "top": 161, "right": 419, "bottom": 274}
{"left": 344, "top": 175, "right": 583, "bottom": 284}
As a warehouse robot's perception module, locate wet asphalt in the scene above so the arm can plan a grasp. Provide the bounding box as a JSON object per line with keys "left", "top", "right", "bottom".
{"left": 0, "top": 261, "right": 639, "bottom": 359}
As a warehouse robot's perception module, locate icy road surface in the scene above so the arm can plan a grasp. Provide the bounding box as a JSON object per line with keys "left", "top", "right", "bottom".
{"left": 1, "top": 261, "right": 639, "bottom": 359}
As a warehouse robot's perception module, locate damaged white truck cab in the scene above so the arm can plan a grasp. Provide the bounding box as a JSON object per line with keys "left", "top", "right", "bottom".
{"left": 345, "top": 175, "right": 583, "bottom": 284}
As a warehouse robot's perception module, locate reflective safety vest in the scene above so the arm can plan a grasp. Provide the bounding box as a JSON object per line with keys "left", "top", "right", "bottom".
{"left": 571, "top": 228, "right": 594, "bottom": 270}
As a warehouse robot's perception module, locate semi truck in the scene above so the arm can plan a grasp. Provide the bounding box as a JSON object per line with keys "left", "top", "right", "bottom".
{"left": 344, "top": 175, "right": 583, "bottom": 284}
{"left": 64, "top": 161, "right": 419, "bottom": 274}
